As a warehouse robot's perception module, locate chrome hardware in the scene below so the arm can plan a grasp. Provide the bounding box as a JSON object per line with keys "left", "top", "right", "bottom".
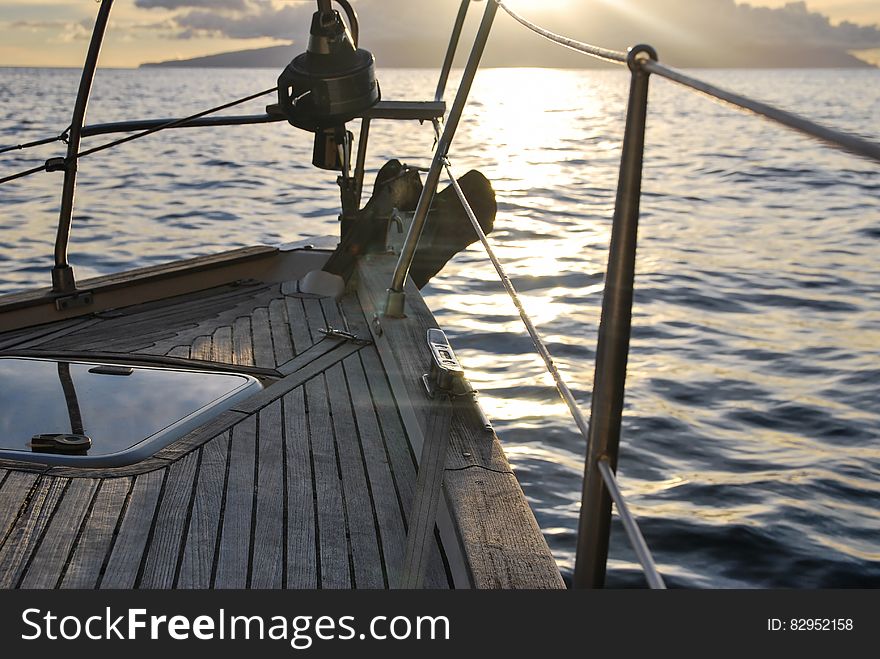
{"left": 384, "top": 0, "right": 500, "bottom": 316}
{"left": 421, "top": 328, "right": 492, "bottom": 431}
{"left": 422, "top": 328, "right": 465, "bottom": 396}
{"left": 319, "top": 326, "right": 371, "bottom": 345}
{"left": 389, "top": 208, "right": 405, "bottom": 234}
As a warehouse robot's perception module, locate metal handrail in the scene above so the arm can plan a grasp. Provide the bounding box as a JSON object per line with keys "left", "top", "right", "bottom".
{"left": 51, "top": 0, "right": 114, "bottom": 295}
{"left": 383, "top": 0, "right": 499, "bottom": 317}
{"left": 435, "top": 0, "right": 474, "bottom": 103}
{"left": 575, "top": 44, "right": 657, "bottom": 588}
{"left": 80, "top": 114, "right": 285, "bottom": 137}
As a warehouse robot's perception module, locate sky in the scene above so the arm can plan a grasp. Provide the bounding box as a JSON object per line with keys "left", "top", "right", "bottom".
{"left": 0, "top": 0, "right": 879, "bottom": 68}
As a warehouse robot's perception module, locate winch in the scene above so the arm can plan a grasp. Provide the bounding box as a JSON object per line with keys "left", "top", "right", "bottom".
{"left": 277, "top": 0, "right": 379, "bottom": 167}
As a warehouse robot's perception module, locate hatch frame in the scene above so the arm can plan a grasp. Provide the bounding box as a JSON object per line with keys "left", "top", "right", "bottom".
{"left": 0, "top": 355, "right": 263, "bottom": 468}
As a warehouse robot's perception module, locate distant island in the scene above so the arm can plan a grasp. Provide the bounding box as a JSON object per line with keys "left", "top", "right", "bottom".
{"left": 140, "top": 41, "right": 875, "bottom": 69}
{"left": 141, "top": 45, "right": 296, "bottom": 69}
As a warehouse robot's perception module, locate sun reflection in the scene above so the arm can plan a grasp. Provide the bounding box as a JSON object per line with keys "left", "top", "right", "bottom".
{"left": 481, "top": 394, "right": 570, "bottom": 422}
{"left": 463, "top": 68, "right": 605, "bottom": 192}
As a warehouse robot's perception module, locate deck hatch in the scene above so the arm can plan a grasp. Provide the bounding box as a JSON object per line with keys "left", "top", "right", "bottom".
{"left": 0, "top": 356, "right": 262, "bottom": 467}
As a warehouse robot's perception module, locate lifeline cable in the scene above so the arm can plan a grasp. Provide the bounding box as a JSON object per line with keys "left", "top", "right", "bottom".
{"left": 494, "top": 0, "right": 627, "bottom": 64}
{"left": 0, "top": 127, "right": 69, "bottom": 156}
{"left": 0, "top": 86, "right": 277, "bottom": 186}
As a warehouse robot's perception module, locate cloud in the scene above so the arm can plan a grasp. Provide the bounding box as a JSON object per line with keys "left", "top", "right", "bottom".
{"left": 132, "top": 0, "right": 880, "bottom": 66}
{"left": 173, "top": 4, "right": 312, "bottom": 40}
{"left": 135, "top": 0, "right": 249, "bottom": 9}
{"left": 8, "top": 19, "right": 91, "bottom": 41}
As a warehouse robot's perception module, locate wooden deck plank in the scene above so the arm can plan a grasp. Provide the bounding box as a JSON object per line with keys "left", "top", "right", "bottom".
{"left": 136, "top": 333, "right": 200, "bottom": 359}
{"left": 100, "top": 469, "right": 165, "bottom": 588}
{"left": 251, "top": 400, "right": 285, "bottom": 588}
{"left": 269, "top": 298, "right": 295, "bottom": 365}
{"left": 0, "top": 318, "right": 89, "bottom": 350}
{"left": 0, "top": 458, "right": 51, "bottom": 474}
{"left": 320, "top": 297, "right": 346, "bottom": 332}
{"left": 95, "top": 285, "right": 266, "bottom": 324}
{"left": 67, "top": 295, "right": 249, "bottom": 342}
{"left": 0, "top": 325, "right": 45, "bottom": 350}
{"left": 358, "top": 261, "right": 509, "bottom": 473}
{"left": 283, "top": 387, "right": 317, "bottom": 588}
{"left": 360, "top": 347, "right": 451, "bottom": 589}
{"left": 400, "top": 399, "right": 453, "bottom": 589}
{"left": 325, "top": 361, "right": 384, "bottom": 588}
{"left": 1, "top": 318, "right": 105, "bottom": 351}
{"left": 0, "top": 477, "right": 68, "bottom": 588}
{"left": 356, "top": 256, "right": 564, "bottom": 589}
{"left": 303, "top": 298, "right": 328, "bottom": 343}
{"left": 305, "top": 375, "right": 350, "bottom": 589}
{"left": 340, "top": 294, "right": 449, "bottom": 589}
{"left": 93, "top": 282, "right": 259, "bottom": 319}
{"left": 443, "top": 469, "right": 564, "bottom": 589}
{"left": 211, "top": 325, "right": 234, "bottom": 364}
{"left": 60, "top": 477, "right": 131, "bottom": 589}
{"left": 19, "top": 478, "right": 100, "bottom": 588}
{"left": 214, "top": 415, "right": 257, "bottom": 588}
{"left": 232, "top": 315, "right": 255, "bottom": 366}
{"left": 342, "top": 351, "right": 409, "bottom": 587}
{"left": 154, "top": 287, "right": 280, "bottom": 349}
{"left": 45, "top": 456, "right": 170, "bottom": 482}
{"left": 276, "top": 337, "right": 350, "bottom": 377}
{"left": 191, "top": 335, "right": 213, "bottom": 362}
{"left": 138, "top": 338, "right": 189, "bottom": 357}
{"left": 285, "top": 296, "right": 313, "bottom": 355}
{"left": 153, "top": 410, "right": 248, "bottom": 463}
{"left": 251, "top": 306, "right": 275, "bottom": 368}
{"left": 0, "top": 472, "right": 40, "bottom": 551}
{"left": 53, "top": 329, "right": 187, "bottom": 355}
{"left": 230, "top": 341, "right": 364, "bottom": 416}
{"left": 125, "top": 288, "right": 277, "bottom": 357}
{"left": 177, "top": 434, "right": 229, "bottom": 589}
{"left": 45, "top": 313, "right": 198, "bottom": 343}
{"left": 139, "top": 451, "right": 199, "bottom": 588}
{"left": 166, "top": 345, "right": 192, "bottom": 359}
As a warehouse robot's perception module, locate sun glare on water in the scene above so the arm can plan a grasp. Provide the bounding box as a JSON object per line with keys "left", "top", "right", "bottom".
{"left": 447, "top": 67, "right": 620, "bottom": 423}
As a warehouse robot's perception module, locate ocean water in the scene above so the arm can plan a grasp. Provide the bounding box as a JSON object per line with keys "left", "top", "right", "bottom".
{"left": 0, "top": 66, "right": 878, "bottom": 588}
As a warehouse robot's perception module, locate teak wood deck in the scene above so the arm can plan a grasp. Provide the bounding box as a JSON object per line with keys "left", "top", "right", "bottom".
{"left": 0, "top": 247, "right": 564, "bottom": 589}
